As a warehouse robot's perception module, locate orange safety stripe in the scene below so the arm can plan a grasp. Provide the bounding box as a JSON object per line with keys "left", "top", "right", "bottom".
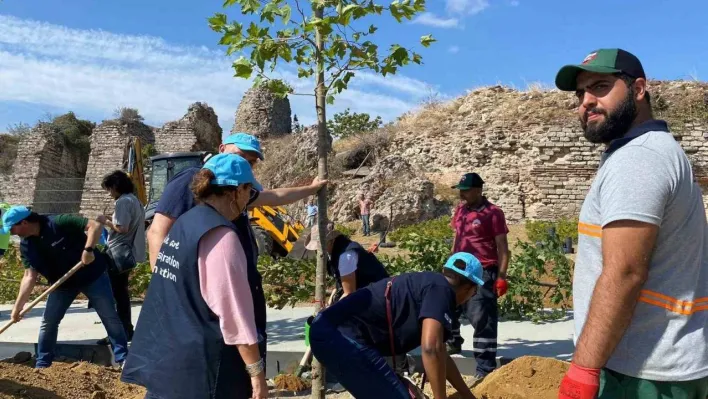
{"left": 638, "top": 290, "right": 708, "bottom": 315}
{"left": 578, "top": 222, "right": 602, "bottom": 238}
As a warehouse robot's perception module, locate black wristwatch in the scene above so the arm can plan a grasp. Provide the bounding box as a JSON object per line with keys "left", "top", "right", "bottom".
{"left": 84, "top": 247, "right": 94, "bottom": 253}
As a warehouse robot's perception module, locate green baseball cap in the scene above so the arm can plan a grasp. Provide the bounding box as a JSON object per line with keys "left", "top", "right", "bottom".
{"left": 452, "top": 173, "right": 484, "bottom": 190}
{"left": 555, "top": 48, "right": 646, "bottom": 91}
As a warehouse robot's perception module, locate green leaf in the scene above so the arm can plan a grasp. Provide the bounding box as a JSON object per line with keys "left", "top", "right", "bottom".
{"left": 298, "top": 67, "right": 314, "bottom": 78}
{"left": 368, "top": 25, "right": 378, "bottom": 34}
{"left": 208, "top": 13, "right": 228, "bottom": 31}
{"left": 420, "top": 34, "right": 436, "bottom": 48}
{"left": 412, "top": 53, "right": 422, "bottom": 64}
{"left": 261, "top": 2, "right": 279, "bottom": 23}
{"left": 390, "top": 45, "right": 409, "bottom": 65}
{"left": 280, "top": 4, "right": 292, "bottom": 24}
{"left": 223, "top": 0, "right": 238, "bottom": 7}
{"left": 326, "top": 95, "right": 335, "bottom": 105}
{"left": 241, "top": 0, "right": 261, "bottom": 13}
{"left": 232, "top": 57, "right": 253, "bottom": 79}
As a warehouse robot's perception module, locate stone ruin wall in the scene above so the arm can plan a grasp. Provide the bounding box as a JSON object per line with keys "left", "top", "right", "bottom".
{"left": 3, "top": 125, "right": 89, "bottom": 214}
{"left": 392, "top": 82, "right": 708, "bottom": 222}
{"left": 3, "top": 103, "right": 222, "bottom": 218}
{"left": 80, "top": 103, "right": 222, "bottom": 218}
{"left": 79, "top": 121, "right": 155, "bottom": 218}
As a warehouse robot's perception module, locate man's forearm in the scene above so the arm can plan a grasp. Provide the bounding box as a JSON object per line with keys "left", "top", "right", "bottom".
{"left": 252, "top": 185, "right": 319, "bottom": 207}
{"left": 14, "top": 275, "right": 36, "bottom": 310}
{"left": 445, "top": 355, "right": 474, "bottom": 398}
{"left": 497, "top": 248, "right": 509, "bottom": 278}
{"left": 85, "top": 221, "right": 102, "bottom": 248}
{"left": 573, "top": 269, "right": 645, "bottom": 369}
{"left": 422, "top": 348, "right": 447, "bottom": 399}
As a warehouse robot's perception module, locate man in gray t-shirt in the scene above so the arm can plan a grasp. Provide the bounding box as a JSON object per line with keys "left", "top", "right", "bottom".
{"left": 555, "top": 48, "right": 708, "bottom": 399}
{"left": 96, "top": 170, "right": 146, "bottom": 343}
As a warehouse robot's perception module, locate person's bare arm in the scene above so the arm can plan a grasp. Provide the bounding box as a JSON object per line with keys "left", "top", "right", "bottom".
{"left": 445, "top": 355, "right": 475, "bottom": 399}
{"left": 573, "top": 220, "right": 656, "bottom": 369}
{"left": 421, "top": 318, "right": 447, "bottom": 399}
{"left": 495, "top": 234, "right": 509, "bottom": 278}
{"left": 250, "top": 177, "right": 327, "bottom": 207}
{"left": 147, "top": 213, "right": 176, "bottom": 270}
{"left": 339, "top": 273, "right": 357, "bottom": 299}
{"left": 97, "top": 215, "right": 128, "bottom": 234}
{"left": 11, "top": 269, "right": 38, "bottom": 322}
{"left": 84, "top": 219, "right": 103, "bottom": 248}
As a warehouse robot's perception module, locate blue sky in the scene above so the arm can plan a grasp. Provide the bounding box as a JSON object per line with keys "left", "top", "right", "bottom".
{"left": 1, "top": 0, "right": 706, "bottom": 134}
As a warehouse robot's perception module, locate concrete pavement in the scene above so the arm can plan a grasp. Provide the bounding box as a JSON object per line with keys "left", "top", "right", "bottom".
{"left": 0, "top": 301, "right": 575, "bottom": 376}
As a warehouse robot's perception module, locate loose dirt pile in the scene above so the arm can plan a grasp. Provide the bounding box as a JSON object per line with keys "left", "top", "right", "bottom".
{"left": 274, "top": 374, "right": 311, "bottom": 391}
{"left": 468, "top": 356, "right": 569, "bottom": 399}
{"left": 0, "top": 361, "right": 146, "bottom": 399}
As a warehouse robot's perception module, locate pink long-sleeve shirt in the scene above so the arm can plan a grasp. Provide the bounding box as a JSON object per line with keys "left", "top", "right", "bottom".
{"left": 197, "top": 226, "right": 258, "bottom": 346}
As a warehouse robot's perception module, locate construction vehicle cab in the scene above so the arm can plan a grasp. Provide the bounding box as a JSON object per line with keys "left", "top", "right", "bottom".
{"left": 144, "top": 151, "right": 304, "bottom": 258}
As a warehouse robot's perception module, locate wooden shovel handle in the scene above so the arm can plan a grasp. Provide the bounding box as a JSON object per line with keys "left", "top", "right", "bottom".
{"left": 0, "top": 261, "right": 85, "bottom": 336}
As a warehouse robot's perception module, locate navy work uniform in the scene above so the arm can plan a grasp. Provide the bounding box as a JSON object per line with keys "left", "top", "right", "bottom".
{"left": 121, "top": 204, "right": 266, "bottom": 399}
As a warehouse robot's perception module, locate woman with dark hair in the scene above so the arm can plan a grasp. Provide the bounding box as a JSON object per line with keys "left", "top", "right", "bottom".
{"left": 122, "top": 154, "right": 268, "bottom": 399}
{"left": 95, "top": 170, "right": 145, "bottom": 344}
{"left": 305, "top": 223, "right": 389, "bottom": 299}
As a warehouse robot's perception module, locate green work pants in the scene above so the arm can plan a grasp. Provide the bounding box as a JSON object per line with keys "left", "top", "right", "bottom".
{"left": 600, "top": 368, "right": 708, "bottom": 399}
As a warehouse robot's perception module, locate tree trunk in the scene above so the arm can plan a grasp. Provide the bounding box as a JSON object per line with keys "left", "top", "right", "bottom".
{"left": 310, "top": 4, "right": 328, "bottom": 399}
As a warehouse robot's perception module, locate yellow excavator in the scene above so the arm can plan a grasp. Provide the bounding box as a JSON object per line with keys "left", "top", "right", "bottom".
{"left": 140, "top": 149, "right": 304, "bottom": 258}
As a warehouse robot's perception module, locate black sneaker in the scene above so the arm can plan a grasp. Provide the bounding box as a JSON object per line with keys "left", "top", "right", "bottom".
{"left": 97, "top": 336, "right": 110, "bottom": 345}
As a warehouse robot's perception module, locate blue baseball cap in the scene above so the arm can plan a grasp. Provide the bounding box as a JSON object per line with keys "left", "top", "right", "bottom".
{"left": 202, "top": 153, "right": 263, "bottom": 191}
{"left": 443, "top": 252, "right": 484, "bottom": 286}
{"left": 1, "top": 206, "right": 31, "bottom": 234}
{"left": 223, "top": 133, "right": 264, "bottom": 160}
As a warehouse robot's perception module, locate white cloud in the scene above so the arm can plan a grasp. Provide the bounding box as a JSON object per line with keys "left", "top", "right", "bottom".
{"left": 448, "top": 45, "right": 460, "bottom": 54}
{"left": 446, "top": 0, "right": 490, "bottom": 15}
{"left": 0, "top": 14, "right": 435, "bottom": 130}
{"left": 412, "top": 12, "right": 459, "bottom": 28}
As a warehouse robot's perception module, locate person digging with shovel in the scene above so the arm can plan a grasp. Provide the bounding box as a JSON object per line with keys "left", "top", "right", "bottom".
{"left": 2, "top": 206, "right": 128, "bottom": 369}
{"left": 309, "top": 252, "right": 482, "bottom": 399}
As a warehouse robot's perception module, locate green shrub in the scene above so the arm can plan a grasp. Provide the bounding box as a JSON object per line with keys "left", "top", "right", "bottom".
{"left": 380, "top": 233, "right": 451, "bottom": 276}
{"left": 335, "top": 224, "right": 356, "bottom": 237}
{"left": 499, "top": 232, "right": 573, "bottom": 322}
{"left": 388, "top": 216, "right": 453, "bottom": 243}
{"left": 258, "top": 256, "right": 326, "bottom": 309}
{"left": 0, "top": 244, "right": 26, "bottom": 303}
{"left": 525, "top": 217, "right": 578, "bottom": 244}
{"left": 128, "top": 261, "right": 153, "bottom": 299}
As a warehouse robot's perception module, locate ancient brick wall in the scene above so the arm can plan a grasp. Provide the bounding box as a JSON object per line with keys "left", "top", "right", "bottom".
{"left": 392, "top": 82, "right": 708, "bottom": 222}
{"left": 154, "top": 102, "right": 222, "bottom": 154}
{"left": 79, "top": 121, "right": 154, "bottom": 218}
{"left": 3, "top": 125, "right": 89, "bottom": 213}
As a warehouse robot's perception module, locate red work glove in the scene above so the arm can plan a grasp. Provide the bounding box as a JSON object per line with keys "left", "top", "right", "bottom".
{"left": 558, "top": 363, "right": 601, "bottom": 399}
{"left": 494, "top": 278, "right": 508, "bottom": 297}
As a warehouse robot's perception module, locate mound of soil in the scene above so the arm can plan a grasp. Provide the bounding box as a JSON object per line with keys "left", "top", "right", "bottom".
{"left": 469, "top": 356, "right": 569, "bottom": 399}
{"left": 0, "top": 361, "right": 146, "bottom": 399}
{"left": 274, "top": 374, "right": 311, "bottom": 391}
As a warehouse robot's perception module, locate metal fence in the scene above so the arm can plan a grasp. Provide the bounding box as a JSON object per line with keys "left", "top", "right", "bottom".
{"left": 32, "top": 177, "right": 85, "bottom": 215}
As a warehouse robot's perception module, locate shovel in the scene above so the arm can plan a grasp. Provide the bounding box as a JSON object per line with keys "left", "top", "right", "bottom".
{"left": 0, "top": 261, "right": 85, "bottom": 336}
{"left": 294, "top": 287, "right": 339, "bottom": 377}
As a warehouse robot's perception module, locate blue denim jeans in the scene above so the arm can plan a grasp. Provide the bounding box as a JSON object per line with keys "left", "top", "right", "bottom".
{"left": 310, "top": 314, "right": 410, "bottom": 399}
{"left": 361, "top": 214, "right": 371, "bottom": 235}
{"left": 36, "top": 271, "right": 128, "bottom": 368}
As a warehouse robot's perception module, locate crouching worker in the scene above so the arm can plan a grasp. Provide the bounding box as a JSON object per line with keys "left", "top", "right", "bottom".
{"left": 121, "top": 154, "right": 268, "bottom": 399}
{"left": 2, "top": 206, "right": 128, "bottom": 369}
{"left": 309, "top": 252, "right": 483, "bottom": 399}
{"left": 305, "top": 222, "right": 389, "bottom": 300}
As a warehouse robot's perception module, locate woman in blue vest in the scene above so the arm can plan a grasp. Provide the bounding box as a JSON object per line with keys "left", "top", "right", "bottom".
{"left": 305, "top": 222, "right": 389, "bottom": 300}
{"left": 121, "top": 153, "right": 268, "bottom": 399}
